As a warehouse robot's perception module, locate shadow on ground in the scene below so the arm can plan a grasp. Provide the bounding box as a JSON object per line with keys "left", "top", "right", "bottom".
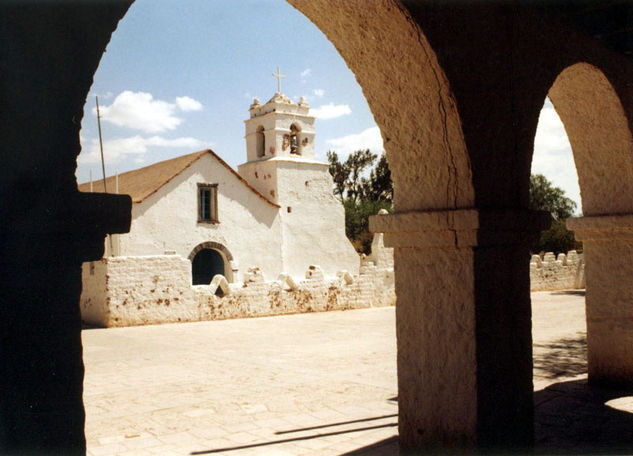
{"left": 533, "top": 334, "right": 587, "bottom": 379}
{"left": 189, "top": 415, "right": 398, "bottom": 455}
{"left": 341, "top": 436, "right": 398, "bottom": 455}
{"left": 535, "top": 379, "right": 633, "bottom": 454}
{"left": 550, "top": 290, "right": 586, "bottom": 297}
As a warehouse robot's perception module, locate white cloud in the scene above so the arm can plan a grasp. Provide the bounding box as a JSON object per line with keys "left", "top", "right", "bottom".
{"left": 78, "top": 135, "right": 206, "bottom": 165}
{"left": 532, "top": 98, "right": 581, "bottom": 211}
{"left": 311, "top": 103, "right": 352, "bottom": 120}
{"left": 95, "top": 91, "right": 182, "bottom": 133}
{"left": 313, "top": 89, "right": 325, "bottom": 98}
{"left": 325, "top": 126, "right": 384, "bottom": 157}
{"left": 301, "top": 68, "right": 311, "bottom": 78}
{"left": 175, "top": 96, "right": 203, "bottom": 112}
{"left": 534, "top": 101, "right": 572, "bottom": 152}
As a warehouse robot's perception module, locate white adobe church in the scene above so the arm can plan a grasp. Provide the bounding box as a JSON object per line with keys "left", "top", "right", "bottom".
{"left": 79, "top": 82, "right": 359, "bottom": 285}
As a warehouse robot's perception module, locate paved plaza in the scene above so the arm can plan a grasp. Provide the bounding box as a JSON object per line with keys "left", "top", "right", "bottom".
{"left": 82, "top": 291, "right": 633, "bottom": 455}
{"left": 83, "top": 306, "right": 398, "bottom": 456}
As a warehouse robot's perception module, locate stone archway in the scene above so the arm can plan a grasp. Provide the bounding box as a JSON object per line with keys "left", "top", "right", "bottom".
{"left": 548, "top": 62, "right": 633, "bottom": 216}
{"left": 289, "top": 1, "right": 475, "bottom": 211}
{"left": 188, "top": 241, "right": 234, "bottom": 283}
{"left": 21, "top": 1, "right": 633, "bottom": 454}
{"left": 547, "top": 62, "right": 633, "bottom": 386}
{"left": 97, "top": 0, "right": 487, "bottom": 451}
{"left": 59, "top": 2, "right": 476, "bottom": 450}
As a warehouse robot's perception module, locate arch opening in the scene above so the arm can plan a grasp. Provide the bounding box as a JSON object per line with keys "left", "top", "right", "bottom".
{"left": 188, "top": 241, "right": 234, "bottom": 284}
{"left": 529, "top": 96, "right": 581, "bottom": 256}
{"left": 529, "top": 62, "right": 633, "bottom": 442}
{"left": 191, "top": 248, "right": 226, "bottom": 291}
{"left": 74, "top": 1, "right": 478, "bottom": 454}
{"left": 539, "top": 62, "right": 633, "bottom": 391}
{"left": 289, "top": 123, "right": 300, "bottom": 155}
{"left": 256, "top": 126, "right": 265, "bottom": 158}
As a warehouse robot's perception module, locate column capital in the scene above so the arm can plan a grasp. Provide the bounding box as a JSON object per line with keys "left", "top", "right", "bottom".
{"left": 369, "top": 208, "right": 550, "bottom": 248}
{"left": 567, "top": 214, "right": 633, "bottom": 241}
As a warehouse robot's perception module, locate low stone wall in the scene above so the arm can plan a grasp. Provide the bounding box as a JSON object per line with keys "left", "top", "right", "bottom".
{"left": 80, "top": 256, "right": 394, "bottom": 328}
{"left": 80, "top": 255, "right": 197, "bottom": 327}
{"left": 195, "top": 262, "right": 394, "bottom": 321}
{"left": 80, "top": 241, "right": 582, "bottom": 327}
{"left": 529, "top": 250, "right": 585, "bottom": 291}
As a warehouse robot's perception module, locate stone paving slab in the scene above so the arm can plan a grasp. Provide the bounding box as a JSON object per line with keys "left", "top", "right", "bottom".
{"left": 82, "top": 307, "right": 398, "bottom": 456}
{"left": 83, "top": 291, "right": 632, "bottom": 455}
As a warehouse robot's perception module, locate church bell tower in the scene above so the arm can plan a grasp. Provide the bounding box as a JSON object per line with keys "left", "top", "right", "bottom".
{"left": 238, "top": 68, "right": 317, "bottom": 203}
{"left": 237, "top": 68, "right": 359, "bottom": 280}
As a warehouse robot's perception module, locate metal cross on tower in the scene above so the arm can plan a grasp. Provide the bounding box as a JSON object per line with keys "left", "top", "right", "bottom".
{"left": 272, "top": 66, "right": 285, "bottom": 93}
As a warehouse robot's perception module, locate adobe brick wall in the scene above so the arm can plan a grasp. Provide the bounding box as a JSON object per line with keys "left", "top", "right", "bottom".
{"left": 80, "top": 255, "right": 394, "bottom": 328}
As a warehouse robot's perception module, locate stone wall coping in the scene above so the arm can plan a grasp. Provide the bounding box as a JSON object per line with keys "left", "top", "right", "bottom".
{"left": 567, "top": 214, "right": 633, "bottom": 240}
{"left": 369, "top": 209, "right": 550, "bottom": 248}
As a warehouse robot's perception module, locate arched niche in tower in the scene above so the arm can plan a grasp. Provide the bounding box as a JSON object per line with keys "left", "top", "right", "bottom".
{"left": 289, "top": 123, "right": 301, "bottom": 155}
{"left": 256, "top": 125, "right": 265, "bottom": 158}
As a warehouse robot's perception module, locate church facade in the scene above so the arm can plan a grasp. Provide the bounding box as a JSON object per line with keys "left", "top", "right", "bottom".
{"left": 79, "top": 90, "right": 359, "bottom": 284}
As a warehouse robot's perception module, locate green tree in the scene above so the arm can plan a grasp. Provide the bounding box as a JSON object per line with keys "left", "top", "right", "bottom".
{"left": 365, "top": 153, "right": 393, "bottom": 202}
{"left": 529, "top": 173, "right": 581, "bottom": 254}
{"left": 326, "top": 150, "right": 349, "bottom": 201}
{"left": 529, "top": 174, "right": 576, "bottom": 220}
{"left": 327, "top": 150, "right": 393, "bottom": 254}
{"left": 344, "top": 198, "right": 392, "bottom": 254}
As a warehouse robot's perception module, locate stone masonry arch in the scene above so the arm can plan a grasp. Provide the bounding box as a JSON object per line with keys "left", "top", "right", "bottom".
{"left": 548, "top": 62, "right": 633, "bottom": 216}
{"left": 289, "top": 1, "right": 475, "bottom": 211}
{"left": 547, "top": 63, "right": 633, "bottom": 387}
{"left": 9, "top": 1, "right": 633, "bottom": 454}
{"left": 69, "top": 3, "right": 477, "bottom": 451}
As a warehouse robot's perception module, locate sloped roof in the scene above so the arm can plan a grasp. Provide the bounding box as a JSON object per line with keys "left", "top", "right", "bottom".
{"left": 78, "top": 149, "right": 279, "bottom": 207}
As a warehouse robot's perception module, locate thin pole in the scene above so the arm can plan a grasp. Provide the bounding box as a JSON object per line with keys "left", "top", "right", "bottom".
{"left": 96, "top": 96, "right": 114, "bottom": 256}
{"left": 115, "top": 171, "right": 119, "bottom": 194}
{"left": 96, "top": 96, "right": 107, "bottom": 193}
{"left": 89, "top": 169, "right": 93, "bottom": 192}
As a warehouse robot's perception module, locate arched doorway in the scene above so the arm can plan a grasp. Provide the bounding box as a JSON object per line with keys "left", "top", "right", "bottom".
{"left": 191, "top": 248, "right": 225, "bottom": 285}
{"left": 188, "top": 241, "right": 234, "bottom": 284}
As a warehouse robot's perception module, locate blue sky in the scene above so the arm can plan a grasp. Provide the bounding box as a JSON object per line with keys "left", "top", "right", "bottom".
{"left": 77, "top": 0, "right": 581, "bottom": 212}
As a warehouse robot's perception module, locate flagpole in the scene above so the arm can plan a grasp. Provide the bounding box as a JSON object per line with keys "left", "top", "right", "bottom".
{"left": 96, "top": 96, "right": 107, "bottom": 193}
{"left": 96, "top": 96, "right": 114, "bottom": 255}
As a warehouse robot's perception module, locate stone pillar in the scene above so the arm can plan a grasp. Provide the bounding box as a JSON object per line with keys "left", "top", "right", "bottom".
{"left": 371, "top": 208, "right": 549, "bottom": 453}
{"left": 568, "top": 215, "right": 633, "bottom": 386}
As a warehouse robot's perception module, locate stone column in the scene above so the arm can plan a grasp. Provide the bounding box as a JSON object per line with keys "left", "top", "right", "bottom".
{"left": 568, "top": 215, "right": 633, "bottom": 386}
{"left": 371, "top": 208, "right": 549, "bottom": 453}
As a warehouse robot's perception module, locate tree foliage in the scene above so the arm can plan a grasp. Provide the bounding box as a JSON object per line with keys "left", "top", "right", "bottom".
{"left": 327, "top": 150, "right": 393, "bottom": 254}
{"left": 327, "top": 158, "right": 579, "bottom": 256}
{"left": 529, "top": 174, "right": 576, "bottom": 220}
{"left": 529, "top": 173, "right": 581, "bottom": 254}
{"left": 326, "top": 151, "right": 349, "bottom": 201}
{"left": 366, "top": 153, "right": 393, "bottom": 202}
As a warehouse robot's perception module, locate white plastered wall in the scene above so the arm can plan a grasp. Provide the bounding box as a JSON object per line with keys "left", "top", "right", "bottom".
{"left": 276, "top": 159, "right": 359, "bottom": 279}
{"left": 118, "top": 154, "right": 283, "bottom": 282}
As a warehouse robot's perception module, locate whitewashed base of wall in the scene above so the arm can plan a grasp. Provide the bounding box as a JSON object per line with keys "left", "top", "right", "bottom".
{"left": 81, "top": 248, "right": 584, "bottom": 328}
{"left": 80, "top": 255, "right": 395, "bottom": 327}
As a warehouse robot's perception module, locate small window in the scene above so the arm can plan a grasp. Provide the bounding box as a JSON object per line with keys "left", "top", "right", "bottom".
{"left": 198, "top": 183, "right": 218, "bottom": 223}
